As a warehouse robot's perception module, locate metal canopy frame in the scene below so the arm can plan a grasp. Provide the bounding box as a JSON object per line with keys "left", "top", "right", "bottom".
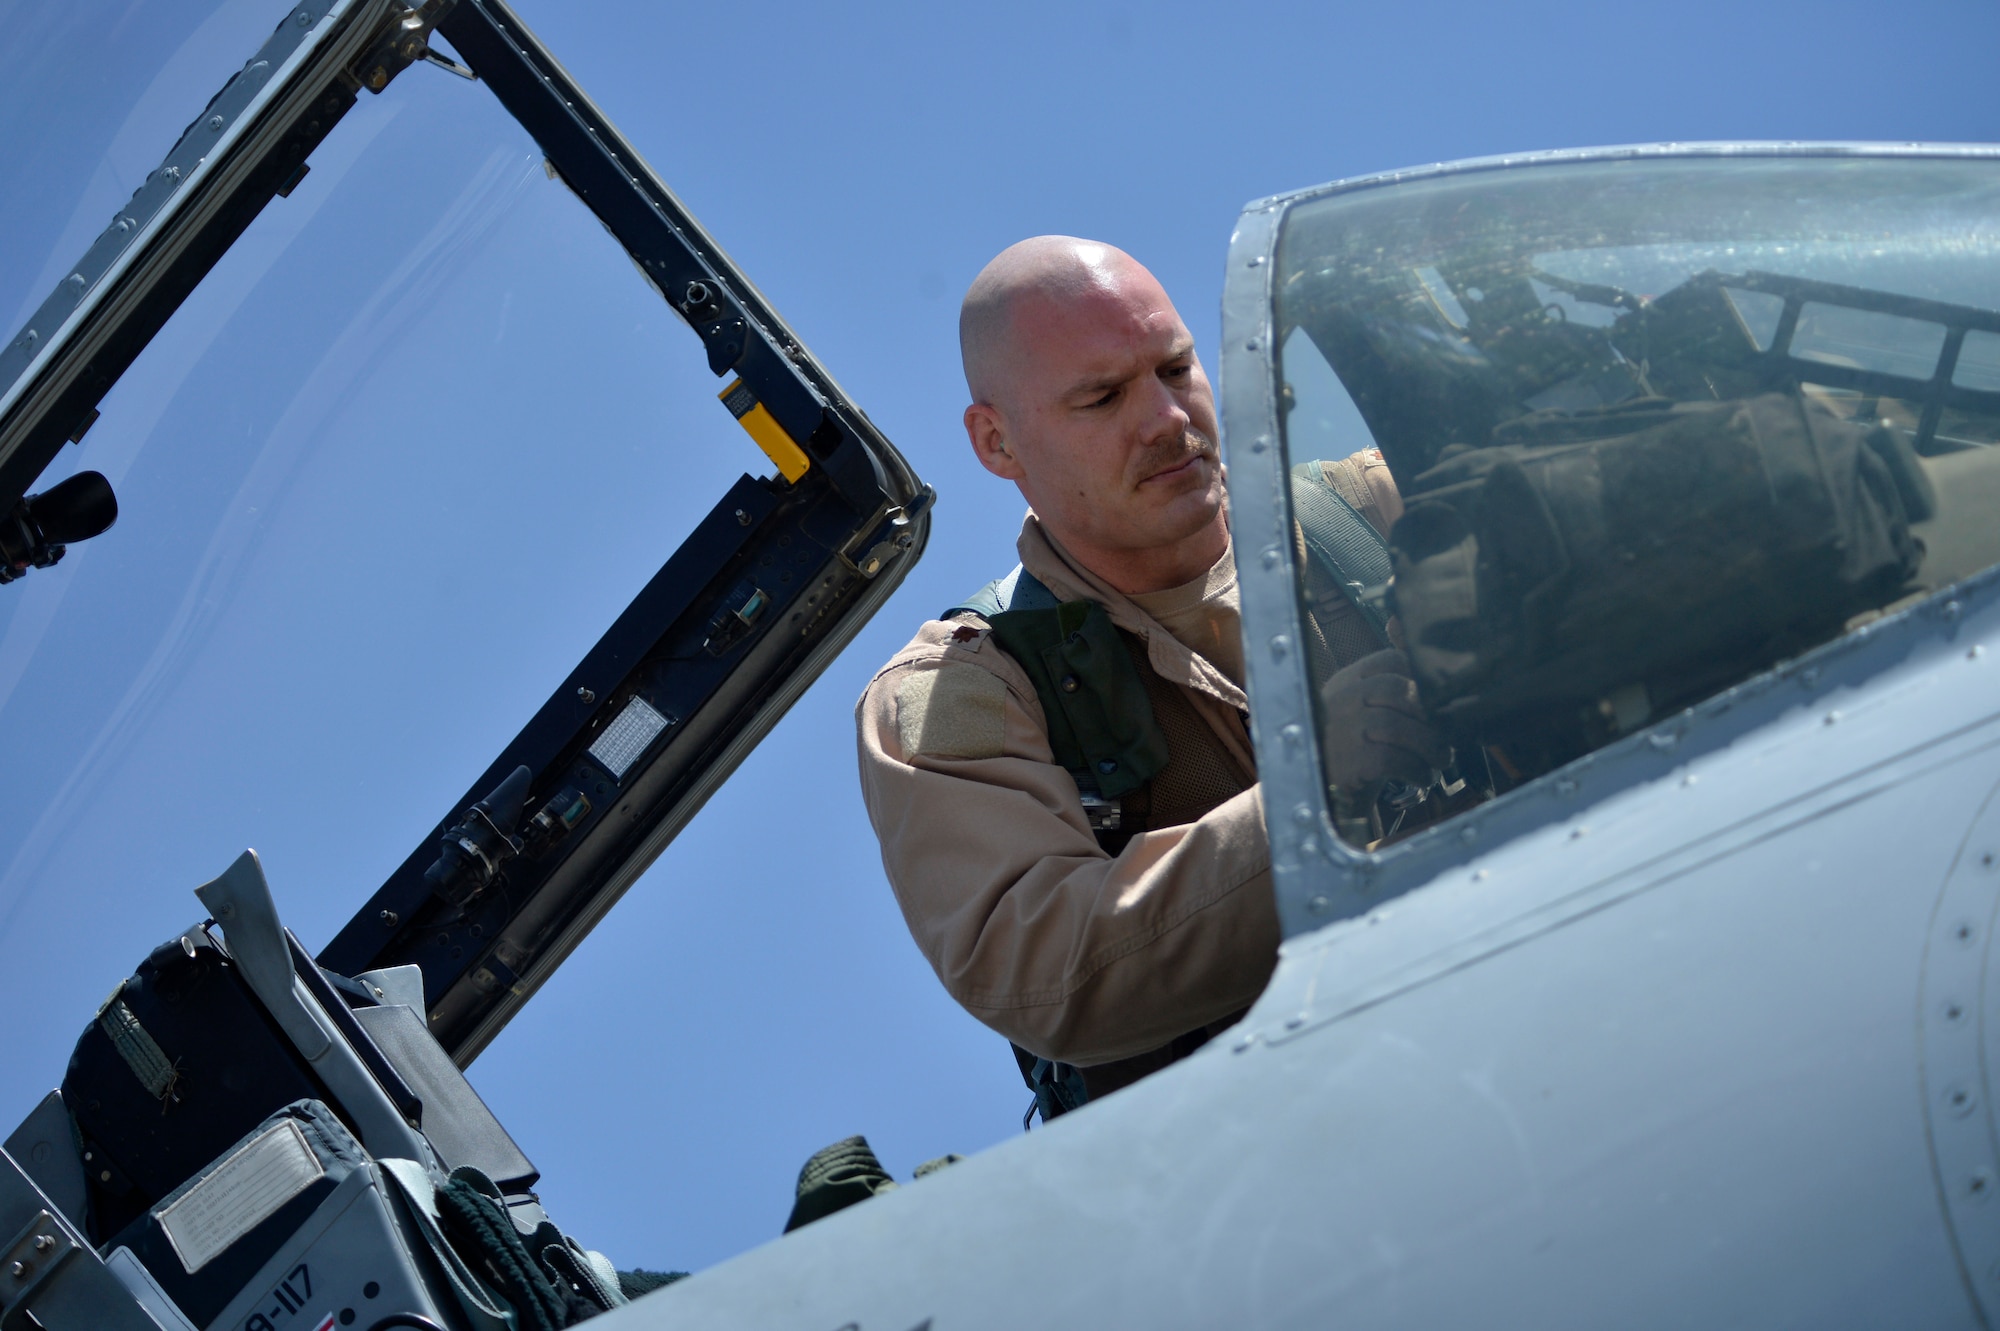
{"left": 0, "top": 0, "right": 930, "bottom": 1062}
{"left": 1219, "top": 141, "right": 2000, "bottom": 941}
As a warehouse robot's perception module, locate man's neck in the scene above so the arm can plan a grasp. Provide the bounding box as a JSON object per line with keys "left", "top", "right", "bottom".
{"left": 1050, "top": 514, "right": 1230, "bottom": 596}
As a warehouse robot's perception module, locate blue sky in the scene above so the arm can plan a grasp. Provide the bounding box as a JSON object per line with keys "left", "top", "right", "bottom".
{"left": 0, "top": 0, "right": 1994, "bottom": 1276}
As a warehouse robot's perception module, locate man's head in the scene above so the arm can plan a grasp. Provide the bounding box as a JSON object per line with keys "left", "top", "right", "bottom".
{"left": 960, "top": 237, "right": 1226, "bottom": 594}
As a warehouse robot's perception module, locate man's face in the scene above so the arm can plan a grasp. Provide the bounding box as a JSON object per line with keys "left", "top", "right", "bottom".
{"left": 966, "top": 265, "right": 1224, "bottom": 571}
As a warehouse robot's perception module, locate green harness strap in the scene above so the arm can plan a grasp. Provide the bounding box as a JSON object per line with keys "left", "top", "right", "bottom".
{"left": 943, "top": 571, "right": 1169, "bottom": 800}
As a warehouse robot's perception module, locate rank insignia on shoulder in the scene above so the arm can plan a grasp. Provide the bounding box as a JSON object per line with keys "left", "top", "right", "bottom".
{"left": 950, "top": 624, "right": 982, "bottom": 643}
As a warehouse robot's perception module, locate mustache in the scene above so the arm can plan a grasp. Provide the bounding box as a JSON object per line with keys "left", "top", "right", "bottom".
{"left": 1137, "top": 427, "right": 1218, "bottom": 479}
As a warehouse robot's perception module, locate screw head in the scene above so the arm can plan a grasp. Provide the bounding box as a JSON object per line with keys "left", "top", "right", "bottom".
{"left": 576, "top": 686, "right": 596, "bottom": 703}
{"left": 379, "top": 909, "right": 399, "bottom": 927}
{"left": 9, "top": 1261, "right": 24, "bottom": 1277}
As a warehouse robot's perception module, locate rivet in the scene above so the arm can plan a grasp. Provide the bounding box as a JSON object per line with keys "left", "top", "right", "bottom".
{"left": 1249, "top": 436, "right": 1268, "bottom": 454}
{"left": 1284, "top": 1013, "right": 1306, "bottom": 1030}
{"left": 1261, "top": 546, "right": 1281, "bottom": 570}
{"left": 1233, "top": 1036, "right": 1254, "bottom": 1052}
{"left": 1981, "top": 852, "right": 1994, "bottom": 869}
{"left": 1280, "top": 723, "right": 1303, "bottom": 747}
{"left": 1246, "top": 339, "right": 1261, "bottom": 351}
{"left": 1824, "top": 710, "right": 1841, "bottom": 725}
{"left": 1459, "top": 825, "right": 1477, "bottom": 844}
{"left": 1472, "top": 868, "right": 1489, "bottom": 881}
{"left": 208, "top": 115, "right": 224, "bottom": 131}
{"left": 1307, "top": 894, "right": 1329, "bottom": 913}
{"left": 1681, "top": 773, "right": 1699, "bottom": 787}
{"left": 1948, "top": 1085, "right": 1978, "bottom": 1117}
{"left": 1556, "top": 778, "right": 1578, "bottom": 794}
{"left": 215, "top": 902, "right": 234, "bottom": 920}
{"left": 1570, "top": 826, "right": 1587, "bottom": 840}
{"left": 296, "top": 8, "right": 311, "bottom": 24}
{"left": 734, "top": 508, "right": 751, "bottom": 526}
{"left": 1247, "top": 256, "right": 1264, "bottom": 267}
{"left": 379, "top": 910, "right": 398, "bottom": 927}
{"left": 8, "top": 1262, "right": 23, "bottom": 1277}
{"left": 1061, "top": 675, "right": 1080, "bottom": 694}
{"left": 31, "top": 1236, "right": 51, "bottom": 1253}
{"left": 576, "top": 686, "right": 596, "bottom": 703}
{"left": 1944, "top": 600, "right": 1963, "bottom": 620}
{"left": 99, "top": 1170, "right": 110, "bottom": 1182}
{"left": 1956, "top": 921, "right": 1978, "bottom": 946}
{"left": 1647, "top": 731, "right": 1676, "bottom": 750}
{"left": 1972, "top": 645, "right": 1986, "bottom": 660}
{"left": 1969, "top": 1169, "right": 1992, "bottom": 1198}
{"left": 1292, "top": 804, "right": 1315, "bottom": 827}
{"left": 1298, "top": 837, "right": 1318, "bottom": 858}
{"left": 1270, "top": 634, "right": 1291, "bottom": 661}
{"left": 1946, "top": 1000, "right": 1968, "bottom": 1024}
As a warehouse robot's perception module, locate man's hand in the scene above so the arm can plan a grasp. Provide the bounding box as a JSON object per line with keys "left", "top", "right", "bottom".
{"left": 1318, "top": 649, "right": 1450, "bottom": 790}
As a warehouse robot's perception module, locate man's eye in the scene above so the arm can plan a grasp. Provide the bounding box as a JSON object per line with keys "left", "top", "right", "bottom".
{"left": 1163, "top": 363, "right": 1192, "bottom": 381}
{"left": 1085, "top": 389, "right": 1119, "bottom": 409}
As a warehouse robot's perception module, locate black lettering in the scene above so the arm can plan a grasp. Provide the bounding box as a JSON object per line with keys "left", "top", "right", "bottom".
{"left": 246, "top": 1317, "right": 275, "bottom": 1331}
{"left": 292, "top": 1263, "right": 311, "bottom": 1297}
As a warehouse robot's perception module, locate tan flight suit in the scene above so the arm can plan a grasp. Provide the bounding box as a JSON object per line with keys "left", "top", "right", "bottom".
{"left": 856, "top": 449, "right": 1400, "bottom": 1079}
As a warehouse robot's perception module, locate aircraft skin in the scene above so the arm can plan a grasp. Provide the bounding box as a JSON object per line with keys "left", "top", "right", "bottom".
{"left": 594, "top": 483, "right": 2000, "bottom": 1330}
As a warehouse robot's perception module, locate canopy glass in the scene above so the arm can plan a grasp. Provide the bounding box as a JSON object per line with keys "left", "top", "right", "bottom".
{"left": 1273, "top": 154, "right": 2000, "bottom": 844}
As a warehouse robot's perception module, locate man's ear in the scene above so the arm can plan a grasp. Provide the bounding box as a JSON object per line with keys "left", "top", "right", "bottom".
{"left": 965, "top": 402, "right": 1026, "bottom": 481}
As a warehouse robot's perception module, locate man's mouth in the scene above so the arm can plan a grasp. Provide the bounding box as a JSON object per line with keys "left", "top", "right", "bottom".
{"left": 1140, "top": 451, "right": 1211, "bottom": 486}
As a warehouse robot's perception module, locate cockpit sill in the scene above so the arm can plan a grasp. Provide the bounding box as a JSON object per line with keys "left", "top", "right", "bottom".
{"left": 1220, "top": 141, "right": 2000, "bottom": 942}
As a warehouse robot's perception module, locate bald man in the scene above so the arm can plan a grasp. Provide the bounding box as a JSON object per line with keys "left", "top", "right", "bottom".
{"left": 856, "top": 238, "right": 1440, "bottom": 1114}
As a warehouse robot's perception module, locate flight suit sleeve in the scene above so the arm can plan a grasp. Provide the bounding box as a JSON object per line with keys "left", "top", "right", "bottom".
{"left": 856, "top": 620, "right": 1280, "bottom": 1067}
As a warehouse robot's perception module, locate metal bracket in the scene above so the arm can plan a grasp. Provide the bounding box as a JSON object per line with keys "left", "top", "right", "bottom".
{"left": 351, "top": 0, "right": 459, "bottom": 93}
{"left": 0, "top": 1210, "right": 78, "bottom": 1331}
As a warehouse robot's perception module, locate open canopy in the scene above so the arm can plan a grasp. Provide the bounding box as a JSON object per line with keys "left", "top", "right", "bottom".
{"left": 0, "top": 0, "right": 928, "bottom": 1066}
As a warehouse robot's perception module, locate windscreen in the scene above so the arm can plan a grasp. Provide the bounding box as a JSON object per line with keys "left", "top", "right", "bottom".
{"left": 0, "top": 8, "right": 759, "bottom": 1103}
{"left": 1274, "top": 156, "right": 2000, "bottom": 846}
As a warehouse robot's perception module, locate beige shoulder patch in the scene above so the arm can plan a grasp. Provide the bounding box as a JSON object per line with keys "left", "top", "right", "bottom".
{"left": 896, "top": 665, "right": 1007, "bottom": 759}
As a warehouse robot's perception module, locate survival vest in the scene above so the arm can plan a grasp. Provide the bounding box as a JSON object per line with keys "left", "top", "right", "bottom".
{"left": 945, "top": 466, "right": 1392, "bottom": 1126}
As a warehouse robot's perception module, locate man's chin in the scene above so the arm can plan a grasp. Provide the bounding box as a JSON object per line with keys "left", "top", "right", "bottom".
{"left": 1137, "top": 486, "right": 1226, "bottom": 548}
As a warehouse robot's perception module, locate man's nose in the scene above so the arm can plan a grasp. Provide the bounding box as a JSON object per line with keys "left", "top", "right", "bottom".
{"left": 1134, "top": 374, "right": 1191, "bottom": 448}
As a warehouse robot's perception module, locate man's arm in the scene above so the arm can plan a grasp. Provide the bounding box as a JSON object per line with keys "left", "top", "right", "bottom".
{"left": 856, "top": 620, "right": 1279, "bottom": 1067}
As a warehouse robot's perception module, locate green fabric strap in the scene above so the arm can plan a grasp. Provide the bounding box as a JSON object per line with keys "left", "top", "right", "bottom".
{"left": 985, "top": 599, "right": 1170, "bottom": 800}
{"left": 1290, "top": 463, "right": 1394, "bottom": 642}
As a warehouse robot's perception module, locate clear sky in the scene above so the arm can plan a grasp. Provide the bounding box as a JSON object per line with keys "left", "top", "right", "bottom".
{"left": 0, "top": 0, "right": 1995, "bottom": 1278}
